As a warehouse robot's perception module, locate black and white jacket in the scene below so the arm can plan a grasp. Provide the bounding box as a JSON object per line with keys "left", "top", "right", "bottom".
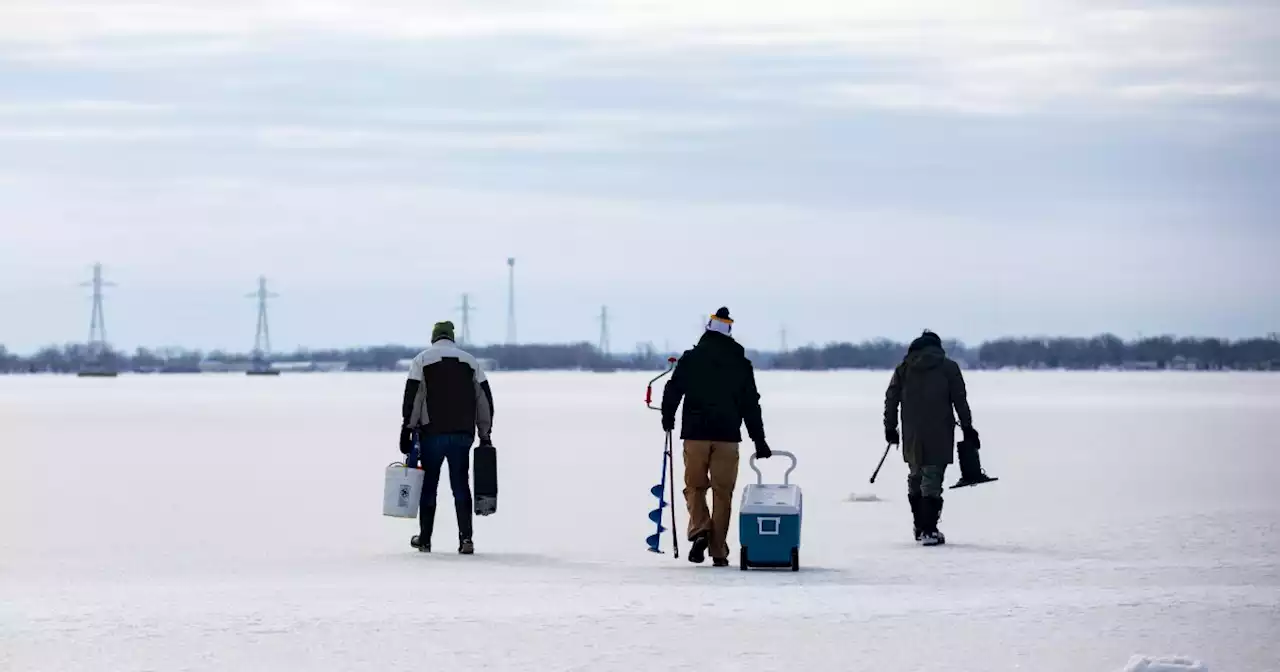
{"left": 401, "top": 339, "right": 494, "bottom": 441}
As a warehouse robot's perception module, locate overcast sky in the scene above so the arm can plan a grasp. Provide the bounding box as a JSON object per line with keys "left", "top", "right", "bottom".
{"left": 1, "top": 0, "right": 1277, "bottom": 354}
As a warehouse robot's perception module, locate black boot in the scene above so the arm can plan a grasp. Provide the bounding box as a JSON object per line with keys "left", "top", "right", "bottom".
{"left": 908, "top": 494, "right": 924, "bottom": 541}
{"left": 952, "top": 439, "right": 997, "bottom": 488}
{"left": 413, "top": 505, "right": 436, "bottom": 552}
{"left": 687, "top": 530, "right": 709, "bottom": 564}
{"left": 455, "top": 500, "right": 474, "bottom": 554}
{"left": 920, "top": 497, "right": 946, "bottom": 546}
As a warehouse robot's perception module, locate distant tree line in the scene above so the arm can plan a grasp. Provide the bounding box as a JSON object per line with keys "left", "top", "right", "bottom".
{"left": 2, "top": 334, "right": 1278, "bottom": 374}
{"left": 0, "top": 342, "right": 659, "bottom": 374}
{"left": 773, "top": 335, "right": 1280, "bottom": 371}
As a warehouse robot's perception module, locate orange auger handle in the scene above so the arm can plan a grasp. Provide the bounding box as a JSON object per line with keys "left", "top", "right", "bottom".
{"left": 645, "top": 357, "right": 678, "bottom": 410}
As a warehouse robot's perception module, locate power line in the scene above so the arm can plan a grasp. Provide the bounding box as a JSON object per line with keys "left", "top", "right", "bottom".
{"left": 458, "top": 293, "right": 475, "bottom": 346}
{"left": 80, "top": 262, "right": 114, "bottom": 358}
{"left": 506, "top": 257, "right": 517, "bottom": 345}
{"left": 598, "top": 305, "right": 610, "bottom": 356}
{"left": 245, "top": 275, "right": 278, "bottom": 360}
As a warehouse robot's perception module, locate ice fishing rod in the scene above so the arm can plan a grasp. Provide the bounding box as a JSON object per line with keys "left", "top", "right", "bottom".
{"left": 644, "top": 357, "right": 680, "bottom": 558}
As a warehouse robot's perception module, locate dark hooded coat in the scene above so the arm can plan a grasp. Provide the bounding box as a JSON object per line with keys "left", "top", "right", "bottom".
{"left": 661, "top": 331, "right": 765, "bottom": 443}
{"left": 884, "top": 334, "right": 973, "bottom": 467}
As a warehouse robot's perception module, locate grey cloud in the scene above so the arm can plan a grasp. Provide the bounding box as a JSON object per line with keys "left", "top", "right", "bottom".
{"left": 0, "top": 1, "right": 1275, "bottom": 350}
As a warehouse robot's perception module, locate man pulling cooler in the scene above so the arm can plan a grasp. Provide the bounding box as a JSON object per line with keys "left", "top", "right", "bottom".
{"left": 661, "top": 307, "right": 771, "bottom": 567}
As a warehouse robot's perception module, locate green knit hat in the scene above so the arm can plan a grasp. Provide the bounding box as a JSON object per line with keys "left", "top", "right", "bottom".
{"left": 431, "top": 320, "right": 456, "bottom": 343}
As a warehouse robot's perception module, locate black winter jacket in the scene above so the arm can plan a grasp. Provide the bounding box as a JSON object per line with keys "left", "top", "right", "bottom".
{"left": 661, "top": 331, "right": 766, "bottom": 443}
{"left": 883, "top": 338, "right": 973, "bottom": 467}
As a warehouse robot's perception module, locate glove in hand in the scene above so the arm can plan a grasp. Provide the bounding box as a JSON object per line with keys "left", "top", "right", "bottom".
{"left": 754, "top": 439, "right": 772, "bottom": 459}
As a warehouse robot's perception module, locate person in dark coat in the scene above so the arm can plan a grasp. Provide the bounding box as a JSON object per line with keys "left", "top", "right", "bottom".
{"left": 661, "top": 307, "right": 771, "bottom": 566}
{"left": 883, "top": 330, "right": 978, "bottom": 546}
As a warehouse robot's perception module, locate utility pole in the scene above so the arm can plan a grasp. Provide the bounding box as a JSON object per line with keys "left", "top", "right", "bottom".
{"left": 458, "top": 293, "right": 474, "bottom": 346}
{"left": 506, "top": 257, "right": 517, "bottom": 345}
{"left": 780, "top": 326, "right": 788, "bottom": 354}
{"left": 77, "top": 262, "right": 120, "bottom": 376}
{"left": 598, "top": 305, "right": 611, "bottom": 356}
{"left": 246, "top": 276, "right": 278, "bottom": 362}
{"left": 82, "top": 262, "right": 114, "bottom": 359}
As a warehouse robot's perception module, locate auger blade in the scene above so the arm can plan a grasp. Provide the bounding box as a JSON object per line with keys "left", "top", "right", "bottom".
{"left": 646, "top": 534, "right": 663, "bottom": 553}
{"left": 648, "top": 508, "right": 667, "bottom": 525}
{"left": 650, "top": 483, "right": 666, "bottom": 498}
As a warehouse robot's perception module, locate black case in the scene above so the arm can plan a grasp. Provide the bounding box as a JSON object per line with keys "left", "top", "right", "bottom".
{"left": 474, "top": 442, "right": 498, "bottom": 516}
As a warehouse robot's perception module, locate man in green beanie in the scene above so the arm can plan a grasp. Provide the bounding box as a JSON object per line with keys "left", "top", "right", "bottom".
{"left": 400, "top": 320, "right": 495, "bottom": 555}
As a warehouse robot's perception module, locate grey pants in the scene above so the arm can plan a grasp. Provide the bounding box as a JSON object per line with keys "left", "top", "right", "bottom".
{"left": 907, "top": 465, "right": 948, "bottom": 498}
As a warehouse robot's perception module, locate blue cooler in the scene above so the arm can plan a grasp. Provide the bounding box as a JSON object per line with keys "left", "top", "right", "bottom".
{"left": 738, "top": 451, "right": 802, "bottom": 571}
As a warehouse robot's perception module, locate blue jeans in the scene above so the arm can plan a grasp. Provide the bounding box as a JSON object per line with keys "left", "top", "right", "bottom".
{"left": 416, "top": 432, "right": 474, "bottom": 540}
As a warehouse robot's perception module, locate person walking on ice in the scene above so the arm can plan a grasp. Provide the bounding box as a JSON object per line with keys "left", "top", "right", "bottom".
{"left": 399, "top": 321, "right": 495, "bottom": 555}
{"left": 883, "top": 330, "right": 979, "bottom": 546}
{"left": 661, "top": 307, "right": 771, "bottom": 567}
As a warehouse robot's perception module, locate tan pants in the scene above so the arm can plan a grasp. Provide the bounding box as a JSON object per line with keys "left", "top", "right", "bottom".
{"left": 683, "top": 440, "right": 740, "bottom": 560}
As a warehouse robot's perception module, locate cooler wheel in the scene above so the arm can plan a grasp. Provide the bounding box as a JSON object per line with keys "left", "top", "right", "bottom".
{"left": 740, "top": 547, "right": 748, "bottom": 571}
{"left": 790, "top": 547, "right": 799, "bottom": 572}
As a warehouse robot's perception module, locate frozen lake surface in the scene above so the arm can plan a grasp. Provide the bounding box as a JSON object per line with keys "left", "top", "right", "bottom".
{"left": 2, "top": 371, "right": 1278, "bottom": 671}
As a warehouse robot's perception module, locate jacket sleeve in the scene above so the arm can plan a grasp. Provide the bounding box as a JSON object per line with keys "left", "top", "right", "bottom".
{"left": 740, "top": 360, "right": 766, "bottom": 441}
{"left": 947, "top": 361, "right": 974, "bottom": 430}
{"left": 883, "top": 366, "right": 902, "bottom": 431}
{"left": 474, "top": 379, "right": 493, "bottom": 439}
{"left": 402, "top": 379, "right": 420, "bottom": 427}
{"left": 471, "top": 359, "right": 494, "bottom": 439}
{"left": 660, "top": 355, "right": 688, "bottom": 427}
{"left": 473, "top": 362, "right": 494, "bottom": 422}
{"left": 403, "top": 357, "right": 425, "bottom": 427}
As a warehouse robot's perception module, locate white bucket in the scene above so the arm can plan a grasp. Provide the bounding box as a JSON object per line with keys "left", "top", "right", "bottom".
{"left": 383, "top": 462, "right": 425, "bottom": 518}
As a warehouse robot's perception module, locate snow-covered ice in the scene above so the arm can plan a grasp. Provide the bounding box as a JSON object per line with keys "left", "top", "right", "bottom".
{"left": 3, "top": 371, "right": 1279, "bottom": 671}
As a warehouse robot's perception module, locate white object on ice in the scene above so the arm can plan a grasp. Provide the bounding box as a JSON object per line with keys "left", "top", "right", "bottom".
{"left": 1121, "top": 655, "right": 1209, "bottom": 672}
{"left": 844, "top": 492, "right": 882, "bottom": 502}
{"left": 383, "top": 462, "right": 424, "bottom": 518}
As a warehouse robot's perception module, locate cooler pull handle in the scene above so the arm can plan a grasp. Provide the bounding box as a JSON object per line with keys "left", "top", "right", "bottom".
{"left": 749, "top": 450, "right": 798, "bottom": 485}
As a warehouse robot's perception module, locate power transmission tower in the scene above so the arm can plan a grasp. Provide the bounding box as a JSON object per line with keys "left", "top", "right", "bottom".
{"left": 506, "top": 258, "right": 517, "bottom": 345}
{"left": 246, "top": 276, "right": 278, "bottom": 361}
{"left": 458, "top": 293, "right": 475, "bottom": 345}
{"left": 598, "top": 305, "right": 611, "bottom": 356}
{"left": 81, "top": 262, "right": 114, "bottom": 359}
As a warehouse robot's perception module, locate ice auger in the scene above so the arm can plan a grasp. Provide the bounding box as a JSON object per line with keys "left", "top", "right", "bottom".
{"left": 644, "top": 357, "right": 679, "bottom": 557}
